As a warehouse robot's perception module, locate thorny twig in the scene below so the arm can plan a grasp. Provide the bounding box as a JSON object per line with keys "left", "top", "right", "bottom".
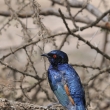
{"left": 0, "top": 1, "right": 110, "bottom": 109}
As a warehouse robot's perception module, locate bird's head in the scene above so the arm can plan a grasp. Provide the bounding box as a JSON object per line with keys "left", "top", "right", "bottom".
{"left": 41, "top": 50, "right": 68, "bottom": 67}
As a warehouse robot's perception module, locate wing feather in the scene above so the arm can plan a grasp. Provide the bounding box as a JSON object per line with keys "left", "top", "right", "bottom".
{"left": 53, "top": 84, "right": 70, "bottom": 106}
{"left": 58, "top": 64, "right": 86, "bottom": 106}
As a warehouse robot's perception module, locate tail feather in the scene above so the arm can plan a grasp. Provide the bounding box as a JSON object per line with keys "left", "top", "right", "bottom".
{"left": 66, "top": 104, "right": 86, "bottom": 110}
{"left": 66, "top": 105, "right": 76, "bottom": 110}
{"left": 76, "top": 104, "right": 86, "bottom": 110}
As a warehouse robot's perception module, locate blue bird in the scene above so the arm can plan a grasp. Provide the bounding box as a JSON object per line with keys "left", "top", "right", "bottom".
{"left": 41, "top": 50, "right": 86, "bottom": 110}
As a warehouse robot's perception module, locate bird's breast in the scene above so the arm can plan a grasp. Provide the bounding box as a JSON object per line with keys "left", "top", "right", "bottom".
{"left": 48, "top": 68, "right": 62, "bottom": 90}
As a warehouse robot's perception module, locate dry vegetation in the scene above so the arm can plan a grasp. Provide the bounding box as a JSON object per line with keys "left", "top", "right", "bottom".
{"left": 0, "top": 0, "right": 110, "bottom": 110}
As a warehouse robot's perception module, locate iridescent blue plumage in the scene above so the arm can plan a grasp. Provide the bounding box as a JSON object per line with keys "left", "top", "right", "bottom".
{"left": 41, "top": 50, "right": 86, "bottom": 110}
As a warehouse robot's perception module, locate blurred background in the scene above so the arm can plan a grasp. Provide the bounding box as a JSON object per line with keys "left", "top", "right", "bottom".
{"left": 0, "top": 0, "right": 110, "bottom": 110}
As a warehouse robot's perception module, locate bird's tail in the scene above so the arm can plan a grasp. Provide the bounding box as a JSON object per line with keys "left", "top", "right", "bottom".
{"left": 76, "top": 104, "right": 86, "bottom": 110}
{"left": 66, "top": 104, "right": 76, "bottom": 110}
{"left": 66, "top": 104, "right": 86, "bottom": 110}
{"left": 66, "top": 105, "right": 76, "bottom": 110}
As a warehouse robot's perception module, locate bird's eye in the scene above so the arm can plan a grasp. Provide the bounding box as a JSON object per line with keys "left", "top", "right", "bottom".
{"left": 53, "top": 54, "right": 57, "bottom": 58}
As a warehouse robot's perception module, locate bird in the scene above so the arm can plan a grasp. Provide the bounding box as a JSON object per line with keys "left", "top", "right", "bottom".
{"left": 41, "top": 50, "right": 86, "bottom": 110}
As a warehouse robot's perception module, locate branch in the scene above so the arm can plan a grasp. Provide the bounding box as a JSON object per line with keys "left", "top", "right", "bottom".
{"left": 0, "top": 98, "right": 62, "bottom": 110}
{"left": 41, "top": 8, "right": 110, "bottom": 30}
{"left": 65, "top": 0, "right": 87, "bottom": 28}
{"left": 51, "top": 0, "right": 108, "bottom": 22}
{"left": 0, "top": 60, "right": 43, "bottom": 80}
{"left": 0, "top": 1, "right": 31, "bottom": 33}
{"left": 87, "top": 65, "right": 110, "bottom": 83}
{"left": 59, "top": 9, "right": 110, "bottom": 61}
{"left": 70, "top": 63, "right": 100, "bottom": 70}
{"left": 0, "top": 8, "right": 110, "bottom": 30}
{"left": 0, "top": 8, "right": 110, "bottom": 67}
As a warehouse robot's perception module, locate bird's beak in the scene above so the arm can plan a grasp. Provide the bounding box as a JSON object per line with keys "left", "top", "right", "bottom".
{"left": 41, "top": 53, "right": 49, "bottom": 58}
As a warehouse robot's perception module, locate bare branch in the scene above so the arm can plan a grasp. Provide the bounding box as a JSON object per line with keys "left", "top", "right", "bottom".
{"left": 51, "top": 0, "right": 108, "bottom": 22}
{"left": 59, "top": 8, "right": 110, "bottom": 60}
{"left": 0, "top": 98, "right": 62, "bottom": 110}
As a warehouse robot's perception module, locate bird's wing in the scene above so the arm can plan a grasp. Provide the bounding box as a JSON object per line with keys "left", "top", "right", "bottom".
{"left": 64, "top": 84, "right": 75, "bottom": 105}
{"left": 59, "top": 64, "right": 86, "bottom": 106}
{"left": 53, "top": 84, "right": 70, "bottom": 107}
{"left": 53, "top": 83, "right": 77, "bottom": 110}
{"left": 63, "top": 84, "right": 86, "bottom": 110}
{"left": 48, "top": 68, "right": 74, "bottom": 108}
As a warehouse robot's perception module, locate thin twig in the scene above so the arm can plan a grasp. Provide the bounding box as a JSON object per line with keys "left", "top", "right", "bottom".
{"left": 59, "top": 9, "right": 110, "bottom": 60}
